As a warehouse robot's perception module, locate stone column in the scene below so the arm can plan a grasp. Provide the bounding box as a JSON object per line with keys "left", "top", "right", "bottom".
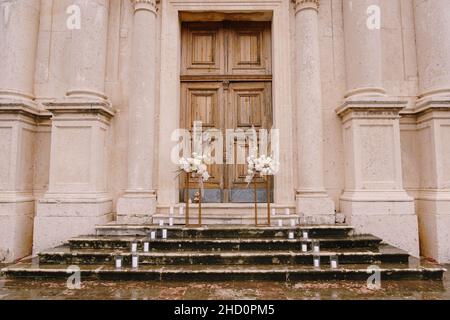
{"left": 117, "top": 0, "right": 158, "bottom": 223}
{"left": 336, "top": 0, "right": 417, "bottom": 256}
{"left": 34, "top": 0, "right": 114, "bottom": 253}
{"left": 0, "top": 0, "right": 40, "bottom": 262}
{"left": 414, "top": 0, "right": 450, "bottom": 263}
{"left": 293, "top": 0, "right": 335, "bottom": 222}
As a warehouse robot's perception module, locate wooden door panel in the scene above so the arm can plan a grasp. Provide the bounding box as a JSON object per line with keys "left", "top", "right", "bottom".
{"left": 181, "top": 22, "right": 225, "bottom": 75}
{"left": 228, "top": 22, "right": 271, "bottom": 76}
{"left": 226, "top": 82, "right": 272, "bottom": 189}
{"left": 181, "top": 82, "right": 223, "bottom": 190}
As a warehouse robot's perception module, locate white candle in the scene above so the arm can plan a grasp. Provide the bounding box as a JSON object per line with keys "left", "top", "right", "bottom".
{"left": 271, "top": 208, "right": 276, "bottom": 216}
{"left": 150, "top": 231, "right": 156, "bottom": 240}
{"left": 162, "top": 229, "right": 167, "bottom": 239}
{"left": 313, "top": 244, "right": 320, "bottom": 253}
{"left": 143, "top": 242, "right": 149, "bottom": 252}
{"left": 169, "top": 206, "right": 174, "bottom": 215}
{"left": 314, "top": 257, "right": 320, "bottom": 268}
{"left": 288, "top": 231, "right": 294, "bottom": 239}
{"left": 331, "top": 260, "right": 337, "bottom": 269}
{"left": 278, "top": 219, "right": 283, "bottom": 227}
{"left": 131, "top": 242, "right": 138, "bottom": 252}
{"left": 290, "top": 219, "right": 296, "bottom": 227}
{"left": 179, "top": 206, "right": 184, "bottom": 215}
{"left": 159, "top": 219, "right": 164, "bottom": 226}
{"left": 115, "top": 257, "right": 122, "bottom": 269}
{"left": 285, "top": 208, "right": 290, "bottom": 215}
{"left": 302, "top": 231, "right": 309, "bottom": 239}
{"left": 132, "top": 254, "right": 139, "bottom": 269}
{"left": 169, "top": 217, "right": 174, "bottom": 226}
{"left": 301, "top": 243, "right": 308, "bottom": 252}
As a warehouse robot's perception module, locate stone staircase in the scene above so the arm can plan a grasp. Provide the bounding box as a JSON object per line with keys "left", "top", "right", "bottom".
{"left": 2, "top": 224, "right": 446, "bottom": 281}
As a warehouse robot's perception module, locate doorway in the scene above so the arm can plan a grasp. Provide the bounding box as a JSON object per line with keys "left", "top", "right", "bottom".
{"left": 180, "top": 21, "right": 273, "bottom": 203}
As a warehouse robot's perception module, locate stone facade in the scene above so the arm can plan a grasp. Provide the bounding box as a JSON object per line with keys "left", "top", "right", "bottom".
{"left": 0, "top": 0, "right": 449, "bottom": 263}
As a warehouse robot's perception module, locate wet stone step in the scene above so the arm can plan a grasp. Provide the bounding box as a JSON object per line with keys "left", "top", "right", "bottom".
{"left": 69, "top": 235, "right": 382, "bottom": 251}
{"left": 38, "top": 245, "right": 410, "bottom": 266}
{"left": 2, "top": 260, "right": 445, "bottom": 281}
{"left": 95, "top": 225, "right": 354, "bottom": 238}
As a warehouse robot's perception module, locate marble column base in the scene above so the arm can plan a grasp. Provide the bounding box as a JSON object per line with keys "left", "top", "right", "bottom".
{"left": 340, "top": 190, "right": 419, "bottom": 256}
{"left": 33, "top": 197, "right": 113, "bottom": 253}
{"left": 0, "top": 194, "right": 35, "bottom": 262}
{"left": 117, "top": 192, "right": 157, "bottom": 224}
{"left": 417, "top": 191, "right": 450, "bottom": 263}
{"left": 296, "top": 192, "right": 335, "bottom": 224}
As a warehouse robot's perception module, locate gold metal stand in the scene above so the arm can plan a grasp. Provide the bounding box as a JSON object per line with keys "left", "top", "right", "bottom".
{"left": 254, "top": 178, "right": 258, "bottom": 226}
{"left": 185, "top": 172, "right": 190, "bottom": 226}
{"left": 266, "top": 176, "right": 271, "bottom": 226}
{"left": 185, "top": 172, "right": 202, "bottom": 227}
{"left": 198, "top": 178, "right": 202, "bottom": 226}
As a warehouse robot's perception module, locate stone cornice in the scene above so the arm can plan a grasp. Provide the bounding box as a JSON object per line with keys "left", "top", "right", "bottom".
{"left": 336, "top": 98, "right": 407, "bottom": 122}
{"left": 132, "top": 0, "right": 158, "bottom": 13}
{"left": 293, "top": 0, "right": 320, "bottom": 13}
{"left": 44, "top": 99, "right": 115, "bottom": 119}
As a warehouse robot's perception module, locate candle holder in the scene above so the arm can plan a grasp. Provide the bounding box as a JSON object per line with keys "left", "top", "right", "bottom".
{"left": 302, "top": 229, "right": 309, "bottom": 240}
{"left": 312, "top": 240, "right": 320, "bottom": 254}
{"left": 313, "top": 255, "right": 321, "bottom": 269}
{"left": 143, "top": 241, "right": 150, "bottom": 253}
{"left": 131, "top": 253, "right": 139, "bottom": 269}
{"left": 288, "top": 230, "right": 295, "bottom": 240}
{"left": 131, "top": 240, "right": 138, "bottom": 253}
{"left": 114, "top": 255, "right": 123, "bottom": 269}
{"left": 330, "top": 255, "right": 339, "bottom": 269}
{"left": 301, "top": 240, "right": 309, "bottom": 252}
{"left": 290, "top": 218, "right": 296, "bottom": 227}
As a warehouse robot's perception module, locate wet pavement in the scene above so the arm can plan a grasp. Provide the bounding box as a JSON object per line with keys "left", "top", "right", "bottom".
{"left": 1, "top": 264, "right": 449, "bottom": 300}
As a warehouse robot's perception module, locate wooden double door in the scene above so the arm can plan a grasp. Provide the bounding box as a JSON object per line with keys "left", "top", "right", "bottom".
{"left": 180, "top": 21, "right": 273, "bottom": 203}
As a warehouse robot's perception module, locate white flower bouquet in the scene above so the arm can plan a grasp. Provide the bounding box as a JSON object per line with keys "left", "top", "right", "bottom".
{"left": 245, "top": 154, "right": 279, "bottom": 184}
{"left": 178, "top": 152, "right": 210, "bottom": 182}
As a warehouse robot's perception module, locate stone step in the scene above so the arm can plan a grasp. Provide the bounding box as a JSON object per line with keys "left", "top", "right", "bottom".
{"left": 69, "top": 235, "right": 382, "bottom": 251}
{"left": 152, "top": 213, "right": 303, "bottom": 226}
{"left": 95, "top": 224, "right": 353, "bottom": 238}
{"left": 38, "top": 244, "right": 409, "bottom": 265}
{"left": 2, "top": 259, "right": 445, "bottom": 281}
{"left": 155, "top": 204, "right": 296, "bottom": 217}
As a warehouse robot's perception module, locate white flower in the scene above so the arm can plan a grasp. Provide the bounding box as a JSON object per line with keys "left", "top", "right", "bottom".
{"left": 245, "top": 154, "right": 279, "bottom": 180}
{"left": 178, "top": 153, "right": 211, "bottom": 182}
{"left": 202, "top": 171, "right": 210, "bottom": 181}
